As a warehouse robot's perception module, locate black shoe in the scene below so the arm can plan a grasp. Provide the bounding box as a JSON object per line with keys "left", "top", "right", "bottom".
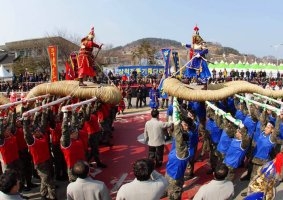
{"left": 241, "top": 192, "right": 247, "bottom": 197}
{"left": 196, "top": 155, "right": 203, "bottom": 162}
{"left": 155, "top": 163, "right": 162, "bottom": 168}
{"left": 27, "top": 182, "right": 39, "bottom": 188}
{"left": 56, "top": 176, "right": 68, "bottom": 181}
{"left": 165, "top": 136, "right": 171, "bottom": 141}
{"left": 33, "top": 172, "right": 40, "bottom": 180}
{"left": 22, "top": 186, "right": 31, "bottom": 192}
{"left": 206, "top": 169, "right": 213, "bottom": 175}
{"left": 240, "top": 175, "right": 250, "bottom": 181}
{"left": 97, "top": 162, "right": 107, "bottom": 168}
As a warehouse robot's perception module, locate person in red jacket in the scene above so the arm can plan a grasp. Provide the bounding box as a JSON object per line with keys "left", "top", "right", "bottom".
{"left": 23, "top": 110, "right": 56, "bottom": 200}
{"left": 49, "top": 111, "right": 67, "bottom": 181}
{"left": 11, "top": 105, "right": 38, "bottom": 192}
{"left": 82, "top": 103, "right": 107, "bottom": 168}
{"left": 77, "top": 27, "right": 103, "bottom": 86}
{"left": 61, "top": 111, "right": 86, "bottom": 182}
{"left": 0, "top": 117, "right": 22, "bottom": 187}
{"left": 97, "top": 103, "right": 113, "bottom": 146}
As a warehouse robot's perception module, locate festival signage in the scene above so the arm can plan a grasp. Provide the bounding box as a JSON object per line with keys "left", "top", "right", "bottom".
{"left": 161, "top": 48, "right": 171, "bottom": 78}
{"left": 117, "top": 66, "right": 164, "bottom": 76}
{"left": 47, "top": 45, "right": 58, "bottom": 82}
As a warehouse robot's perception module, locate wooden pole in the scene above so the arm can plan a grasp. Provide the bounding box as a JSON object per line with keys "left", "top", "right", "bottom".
{"left": 23, "top": 96, "right": 71, "bottom": 117}
{"left": 253, "top": 93, "right": 283, "bottom": 107}
{"left": 205, "top": 101, "right": 244, "bottom": 128}
{"left": 61, "top": 97, "right": 97, "bottom": 112}
{"left": 235, "top": 94, "right": 280, "bottom": 115}
{"left": 0, "top": 94, "right": 50, "bottom": 110}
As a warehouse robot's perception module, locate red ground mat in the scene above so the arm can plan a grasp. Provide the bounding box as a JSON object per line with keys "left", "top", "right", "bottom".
{"left": 94, "top": 111, "right": 243, "bottom": 199}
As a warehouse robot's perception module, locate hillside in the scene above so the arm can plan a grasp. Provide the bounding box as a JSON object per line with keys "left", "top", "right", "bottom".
{"left": 100, "top": 38, "right": 275, "bottom": 67}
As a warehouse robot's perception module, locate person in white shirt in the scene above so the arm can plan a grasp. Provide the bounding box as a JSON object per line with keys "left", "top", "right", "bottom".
{"left": 144, "top": 109, "right": 172, "bottom": 167}
{"left": 116, "top": 158, "right": 168, "bottom": 200}
{"left": 193, "top": 163, "right": 234, "bottom": 200}
{"left": 67, "top": 161, "right": 111, "bottom": 200}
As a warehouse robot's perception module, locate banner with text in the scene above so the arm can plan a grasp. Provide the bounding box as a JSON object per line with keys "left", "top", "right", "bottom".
{"left": 161, "top": 48, "right": 171, "bottom": 78}
{"left": 117, "top": 66, "right": 164, "bottom": 76}
{"left": 47, "top": 45, "right": 58, "bottom": 82}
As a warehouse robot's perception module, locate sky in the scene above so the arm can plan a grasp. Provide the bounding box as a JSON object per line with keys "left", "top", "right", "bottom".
{"left": 1, "top": 0, "right": 283, "bottom": 58}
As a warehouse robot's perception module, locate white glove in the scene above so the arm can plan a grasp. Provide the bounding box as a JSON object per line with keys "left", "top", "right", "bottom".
{"left": 195, "top": 53, "right": 200, "bottom": 58}
{"left": 63, "top": 112, "right": 68, "bottom": 118}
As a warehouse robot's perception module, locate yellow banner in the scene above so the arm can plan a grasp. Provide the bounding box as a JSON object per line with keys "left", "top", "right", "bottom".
{"left": 47, "top": 45, "right": 58, "bottom": 82}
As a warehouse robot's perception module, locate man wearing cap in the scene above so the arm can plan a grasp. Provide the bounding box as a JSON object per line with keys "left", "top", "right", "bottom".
{"left": 77, "top": 27, "right": 103, "bottom": 86}
{"left": 23, "top": 110, "right": 56, "bottom": 200}
{"left": 61, "top": 111, "right": 86, "bottom": 182}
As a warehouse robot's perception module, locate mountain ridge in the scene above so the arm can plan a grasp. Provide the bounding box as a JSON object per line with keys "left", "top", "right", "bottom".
{"left": 101, "top": 38, "right": 278, "bottom": 66}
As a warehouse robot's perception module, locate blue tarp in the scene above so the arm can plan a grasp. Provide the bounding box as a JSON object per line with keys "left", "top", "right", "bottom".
{"left": 117, "top": 66, "right": 164, "bottom": 76}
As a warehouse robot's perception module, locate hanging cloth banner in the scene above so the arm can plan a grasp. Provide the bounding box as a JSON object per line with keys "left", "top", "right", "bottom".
{"left": 161, "top": 48, "right": 171, "bottom": 78}
{"left": 172, "top": 51, "right": 180, "bottom": 75}
{"left": 47, "top": 45, "right": 58, "bottom": 82}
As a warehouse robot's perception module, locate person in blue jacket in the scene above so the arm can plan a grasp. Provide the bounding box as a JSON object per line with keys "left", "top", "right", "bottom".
{"left": 165, "top": 105, "right": 194, "bottom": 200}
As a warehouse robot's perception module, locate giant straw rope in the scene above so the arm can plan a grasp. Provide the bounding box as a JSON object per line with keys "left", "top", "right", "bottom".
{"left": 0, "top": 80, "right": 122, "bottom": 106}
{"left": 163, "top": 78, "right": 283, "bottom": 101}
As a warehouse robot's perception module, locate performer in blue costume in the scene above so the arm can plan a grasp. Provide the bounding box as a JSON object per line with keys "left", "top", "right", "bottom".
{"left": 149, "top": 83, "right": 160, "bottom": 109}
{"left": 182, "top": 25, "right": 211, "bottom": 83}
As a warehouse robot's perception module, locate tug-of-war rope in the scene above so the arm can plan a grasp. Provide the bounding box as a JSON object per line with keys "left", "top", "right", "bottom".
{"left": 163, "top": 78, "right": 283, "bottom": 101}
{"left": 0, "top": 80, "right": 122, "bottom": 119}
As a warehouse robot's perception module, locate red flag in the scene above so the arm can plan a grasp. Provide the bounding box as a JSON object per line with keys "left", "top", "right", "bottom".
{"left": 65, "top": 61, "right": 75, "bottom": 80}
{"left": 47, "top": 45, "right": 58, "bottom": 82}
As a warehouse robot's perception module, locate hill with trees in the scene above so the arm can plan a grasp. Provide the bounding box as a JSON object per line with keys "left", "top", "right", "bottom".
{"left": 99, "top": 37, "right": 277, "bottom": 67}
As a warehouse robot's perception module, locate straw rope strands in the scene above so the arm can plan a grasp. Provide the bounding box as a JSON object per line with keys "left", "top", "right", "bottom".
{"left": 0, "top": 80, "right": 122, "bottom": 107}
{"left": 163, "top": 78, "right": 283, "bottom": 101}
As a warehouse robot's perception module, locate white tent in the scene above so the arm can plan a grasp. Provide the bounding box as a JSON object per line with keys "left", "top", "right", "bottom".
{"left": 0, "top": 65, "right": 13, "bottom": 79}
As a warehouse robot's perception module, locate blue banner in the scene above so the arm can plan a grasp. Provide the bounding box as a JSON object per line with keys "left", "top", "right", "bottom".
{"left": 172, "top": 51, "right": 180, "bottom": 75}
{"left": 161, "top": 48, "right": 171, "bottom": 78}
{"left": 158, "top": 78, "right": 168, "bottom": 99}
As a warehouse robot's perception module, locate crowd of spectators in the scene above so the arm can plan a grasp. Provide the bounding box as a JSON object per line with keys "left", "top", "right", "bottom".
{"left": 0, "top": 71, "right": 49, "bottom": 94}
{"left": 2, "top": 68, "right": 283, "bottom": 97}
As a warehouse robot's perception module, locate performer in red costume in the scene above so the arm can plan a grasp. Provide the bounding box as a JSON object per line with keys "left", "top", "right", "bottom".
{"left": 77, "top": 27, "right": 103, "bottom": 86}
